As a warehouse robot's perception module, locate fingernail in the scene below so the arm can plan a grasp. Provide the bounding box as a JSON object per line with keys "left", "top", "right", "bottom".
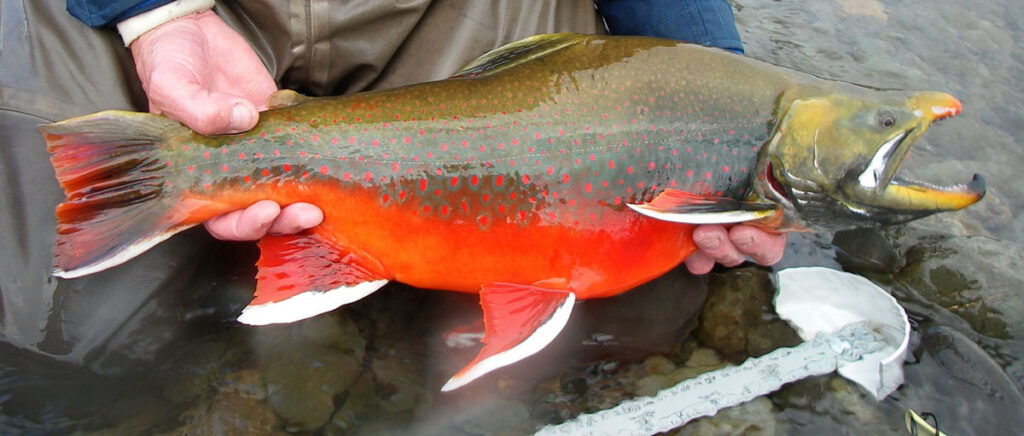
{"left": 230, "top": 103, "right": 254, "bottom": 132}
{"left": 697, "top": 235, "right": 720, "bottom": 250}
{"left": 733, "top": 236, "right": 755, "bottom": 249}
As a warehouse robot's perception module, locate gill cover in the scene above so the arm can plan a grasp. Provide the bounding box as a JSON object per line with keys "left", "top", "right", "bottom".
{"left": 755, "top": 85, "right": 984, "bottom": 230}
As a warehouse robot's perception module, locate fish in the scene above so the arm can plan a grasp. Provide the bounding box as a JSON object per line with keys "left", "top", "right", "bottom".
{"left": 41, "top": 33, "right": 984, "bottom": 391}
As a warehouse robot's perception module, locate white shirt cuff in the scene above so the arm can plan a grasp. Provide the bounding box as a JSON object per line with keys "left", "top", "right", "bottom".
{"left": 116, "top": 0, "right": 217, "bottom": 46}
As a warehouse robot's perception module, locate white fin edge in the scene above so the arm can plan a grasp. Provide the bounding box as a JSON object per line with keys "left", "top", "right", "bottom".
{"left": 237, "top": 279, "right": 389, "bottom": 326}
{"left": 626, "top": 203, "right": 774, "bottom": 224}
{"left": 441, "top": 292, "right": 576, "bottom": 392}
{"left": 53, "top": 227, "right": 190, "bottom": 279}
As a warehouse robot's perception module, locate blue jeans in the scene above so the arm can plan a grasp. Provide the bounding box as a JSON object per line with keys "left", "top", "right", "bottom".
{"left": 596, "top": 0, "right": 744, "bottom": 54}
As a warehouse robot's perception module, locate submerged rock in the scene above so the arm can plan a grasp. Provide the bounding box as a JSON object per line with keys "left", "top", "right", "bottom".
{"left": 695, "top": 267, "right": 800, "bottom": 361}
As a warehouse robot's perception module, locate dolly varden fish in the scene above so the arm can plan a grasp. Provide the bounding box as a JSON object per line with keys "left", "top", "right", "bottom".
{"left": 41, "top": 34, "right": 984, "bottom": 391}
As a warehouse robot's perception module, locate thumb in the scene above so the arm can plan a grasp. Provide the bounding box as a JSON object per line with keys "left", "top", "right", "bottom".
{"left": 155, "top": 85, "right": 259, "bottom": 135}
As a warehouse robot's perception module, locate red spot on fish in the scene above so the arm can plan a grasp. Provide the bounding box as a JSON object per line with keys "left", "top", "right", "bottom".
{"left": 562, "top": 173, "right": 570, "bottom": 183}
{"left": 584, "top": 182, "right": 593, "bottom": 193}
{"left": 262, "top": 169, "right": 270, "bottom": 177}
{"left": 547, "top": 166, "right": 554, "bottom": 175}
{"left": 477, "top": 214, "right": 490, "bottom": 227}
{"left": 450, "top": 176, "right": 459, "bottom": 187}
{"left": 372, "top": 138, "right": 379, "bottom": 147}
{"left": 203, "top": 151, "right": 210, "bottom": 159}
{"left": 522, "top": 174, "right": 531, "bottom": 184}
{"left": 419, "top": 179, "right": 428, "bottom": 191}
{"left": 626, "top": 166, "right": 634, "bottom": 175}
{"left": 440, "top": 205, "right": 449, "bottom": 215}
{"left": 461, "top": 199, "right": 469, "bottom": 214}
{"left": 320, "top": 165, "right": 329, "bottom": 175}
{"left": 423, "top": 205, "right": 432, "bottom": 213}
{"left": 399, "top": 190, "right": 407, "bottom": 200}
{"left": 609, "top": 159, "right": 616, "bottom": 170}
{"left": 186, "top": 165, "right": 194, "bottom": 173}
{"left": 365, "top": 172, "right": 373, "bottom": 182}
{"left": 382, "top": 193, "right": 390, "bottom": 203}
{"left": 670, "top": 179, "right": 677, "bottom": 187}
{"left": 483, "top": 193, "right": 491, "bottom": 202}
{"left": 220, "top": 164, "right": 229, "bottom": 172}
{"left": 705, "top": 171, "right": 712, "bottom": 180}
{"left": 302, "top": 171, "right": 309, "bottom": 178}
{"left": 471, "top": 174, "right": 479, "bottom": 186}
{"left": 434, "top": 188, "right": 442, "bottom": 196}
{"left": 686, "top": 169, "right": 693, "bottom": 178}
{"left": 273, "top": 149, "right": 281, "bottom": 157}
{"left": 243, "top": 175, "right": 251, "bottom": 183}
{"left": 495, "top": 174, "right": 504, "bottom": 187}
{"left": 722, "top": 165, "right": 730, "bottom": 173}
{"left": 647, "top": 161, "right": 655, "bottom": 170}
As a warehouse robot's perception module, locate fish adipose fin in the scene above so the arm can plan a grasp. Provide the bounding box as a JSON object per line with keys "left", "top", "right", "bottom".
{"left": 41, "top": 111, "right": 192, "bottom": 278}
{"left": 265, "top": 89, "right": 310, "bottom": 109}
{"left": 627, "top": 189, "right": 777, "bottom": 224}
{"left": 237, "top": 230, "right": 390, "bottom": 326}
{"left": 442, "top": 283, "right": 575, "bottom": 391}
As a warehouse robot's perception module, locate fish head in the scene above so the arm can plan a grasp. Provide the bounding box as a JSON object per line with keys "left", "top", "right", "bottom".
{"left": 756, "top": 84, "right": 984, "bottom": 231}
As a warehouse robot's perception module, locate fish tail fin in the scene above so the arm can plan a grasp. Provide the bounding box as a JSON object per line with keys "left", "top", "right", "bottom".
{"left": 41, "top": 111, "right": 193, "bottom": 278}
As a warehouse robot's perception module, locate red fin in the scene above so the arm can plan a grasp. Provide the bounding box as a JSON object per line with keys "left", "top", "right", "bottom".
{"left": 237, "top": 230, "right": 390, "bottom": 325}
{"left": 628, "top": 188, "right": 777, "bottom": 224}
{"left": 441, "top": 283, "right": 575, "bottom": 391}
{"left": 41, "top": 111, "right": 191, "bottom": 278}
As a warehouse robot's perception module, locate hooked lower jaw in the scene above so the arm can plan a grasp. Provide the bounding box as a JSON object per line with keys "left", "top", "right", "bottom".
{"left": 846, "top": 92, "right": 983, "bottom": 214}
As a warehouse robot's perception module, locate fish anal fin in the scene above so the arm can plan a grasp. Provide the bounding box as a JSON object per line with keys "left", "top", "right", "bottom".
{"left": 451, "top": 33, "right": 586, "bottom": 78}
{"left": 441, "top": 283, "right": 575, "bottom": 391}
{"left": 265, "top": 90, "right": 310, "bottom": 109}
{"left": 237, "top": 230, "right": 390, "bottom": 326}
{"left": 627, "top": 188, "right": 777, "bottom": 224}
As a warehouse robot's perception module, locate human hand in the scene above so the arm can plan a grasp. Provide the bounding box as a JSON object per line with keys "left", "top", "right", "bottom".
{"left": 129, "top": 12, "right": 322, "bottom": 240}
{"left": 129, "top": 10, "right": 276, "bottom": 135}
{"left": 204, "top": 201, "right": 325, "bottom": 241}
{"left": 685, "top": 224, "right": 787, "bottom": 274}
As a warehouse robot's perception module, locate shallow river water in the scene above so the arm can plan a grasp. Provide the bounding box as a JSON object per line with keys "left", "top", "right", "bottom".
{"left": 2, "top": 0, "right": 1022, "bottom": 434}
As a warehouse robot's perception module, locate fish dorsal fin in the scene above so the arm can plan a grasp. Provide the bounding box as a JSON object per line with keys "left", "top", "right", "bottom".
{"left": 451, "top": 33, "right": 587, "bottom": 78}
{"left": 441, "top": 283, "right": 576, "bottom": 391}
{"left": 627, "top": 189, "right": 777, "bottom": 224}
{"left": 237, "top": 230, "right": 390, "bottom": 325}
{"left": 265, "top": 89, "right": 310, "bottom": 109}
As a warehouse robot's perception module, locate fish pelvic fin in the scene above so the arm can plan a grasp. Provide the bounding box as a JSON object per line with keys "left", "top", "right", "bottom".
{"left": 441, "top": 283, "right": 575, "bottom": 392}
{"left": 41, "top": 111, "right": 192, "bottom": 278}
{"left": 627, "top": 189, "right": 778, "bottom": 224}
{"left": 237, "top": 231, "right": 391, "bottom": 326}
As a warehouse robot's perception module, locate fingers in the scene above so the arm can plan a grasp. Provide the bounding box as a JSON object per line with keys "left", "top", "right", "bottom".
{"left": 204, "top": 201, "right": 324, "bottom": 241}
{"left": 728, "top": 225, "right": 787, "bottom": 266}
{"left": 204, "top": 200, "right": 281, "bottom": 241}
{"left": 692, "top": 224, "right": 747, "bottom": 267}
{"left": 686, "top": 224, "right": 788, "bottom": 274}
{"left": 268, "top": 203, "right": 324, "bottom": 234}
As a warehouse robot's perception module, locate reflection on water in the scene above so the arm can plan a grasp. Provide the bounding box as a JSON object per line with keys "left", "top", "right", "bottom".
{"left": 3, "top": 0, "right": 1022, "bottom": 434}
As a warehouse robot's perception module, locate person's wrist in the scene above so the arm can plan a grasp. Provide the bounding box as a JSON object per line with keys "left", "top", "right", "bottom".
{"left": 116, "top": 0, "right": 216, "bottom": 46}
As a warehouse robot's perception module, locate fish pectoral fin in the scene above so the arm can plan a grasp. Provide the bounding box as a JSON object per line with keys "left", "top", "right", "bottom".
{"left": 627, "top": 188, "right": 777, "bottom": 224}
{"left": 265, "top": 89, "right": 310, "bottom": 109}
{"left": 441, "top": 283, "right": 576, "bottom": 391}
{"left": 237, "top": 230, "right": 390, "bottom": 326}
{"left": 451, "top": 33, "right": 586, "bottom": 78}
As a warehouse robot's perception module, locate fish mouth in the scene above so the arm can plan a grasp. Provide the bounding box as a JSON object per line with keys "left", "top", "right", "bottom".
{"left": 841, "top": 95, "right": 985, "bottom": 219}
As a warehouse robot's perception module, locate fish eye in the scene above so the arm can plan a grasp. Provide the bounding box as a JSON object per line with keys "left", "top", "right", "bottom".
{"left": 877, "top": 110, "right": 897, "bottom": 128}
